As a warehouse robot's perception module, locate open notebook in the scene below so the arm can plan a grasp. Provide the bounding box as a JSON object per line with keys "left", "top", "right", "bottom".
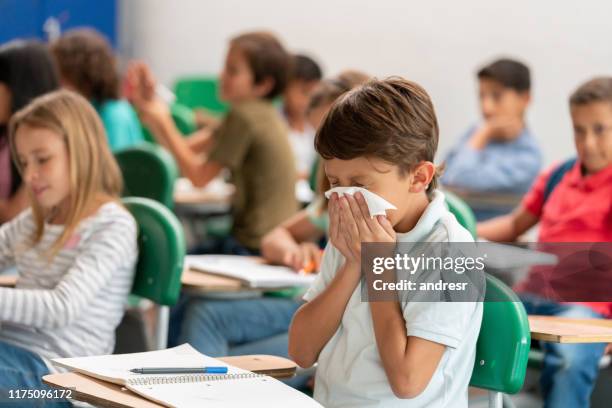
{"left": 186, "top": 255, "right": 316, "bottom": 289}
{"left": 53, "top": 344, "right": 322, "bottom": 408}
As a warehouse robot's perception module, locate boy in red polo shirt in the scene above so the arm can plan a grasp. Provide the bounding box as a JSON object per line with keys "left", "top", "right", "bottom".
{"left": 478, "top": 77, "right": 612, "bottom": 408}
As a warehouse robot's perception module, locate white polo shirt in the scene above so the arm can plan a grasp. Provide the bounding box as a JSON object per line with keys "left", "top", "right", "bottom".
{"left": 303, "top": 190, "right": 483, "bottom": 408}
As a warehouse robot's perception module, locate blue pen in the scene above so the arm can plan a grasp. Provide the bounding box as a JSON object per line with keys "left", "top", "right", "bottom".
{"left": 130, "top": 366, "right": 228, "bottom": 374}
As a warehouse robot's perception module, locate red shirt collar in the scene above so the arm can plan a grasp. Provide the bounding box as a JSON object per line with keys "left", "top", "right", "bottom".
{"left": 566, "top": 161, "right": 612, "bottom": 190}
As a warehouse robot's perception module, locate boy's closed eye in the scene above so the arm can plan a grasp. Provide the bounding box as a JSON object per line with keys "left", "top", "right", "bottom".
{"left": 327, "top": 177, "right": 370, "bottom": 189}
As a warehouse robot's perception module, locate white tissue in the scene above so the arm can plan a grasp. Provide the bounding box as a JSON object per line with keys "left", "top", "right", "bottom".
{"left": 324, "top": 187, "right": 397, "bottom": 218}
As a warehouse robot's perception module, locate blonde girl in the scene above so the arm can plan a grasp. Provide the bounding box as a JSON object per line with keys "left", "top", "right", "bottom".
{"left": 0, "top": 90, "right": 137, "bottom": 400}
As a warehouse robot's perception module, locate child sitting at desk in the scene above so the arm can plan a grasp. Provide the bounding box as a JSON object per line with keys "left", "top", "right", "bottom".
{"left": 51, "top": 28, "right": 145, "bottom": 152}
{"left": 263, "top": 70, "right": 370, "bottom": 271}
{"left": 0, "top": 91, "right": 137, "bottom": 399}
{"left": 442, "top": 58, "right": 542, "bottom": 220}
{"left": 289, "top": 78, "right": 483, "bottom": 407}
{"left": 282, "top": 54, "right": 322, "bottom": 180}
{"left": 126, "top": 31, "right": 297, "bottom": 255}
{"left": 478, "top": 77, "right": 612, "bottom": 408}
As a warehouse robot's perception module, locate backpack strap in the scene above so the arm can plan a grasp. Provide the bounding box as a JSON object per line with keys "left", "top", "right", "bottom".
{"left": 543, "top": 157, "right": 577, "bottom": 204}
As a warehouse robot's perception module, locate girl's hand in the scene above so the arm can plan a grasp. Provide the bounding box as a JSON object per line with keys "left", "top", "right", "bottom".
{"left": 282, "top": 242, "right": 322, "bottom": 273}
{"left": 124, "top": 62, "right": 170, "bottom": 130}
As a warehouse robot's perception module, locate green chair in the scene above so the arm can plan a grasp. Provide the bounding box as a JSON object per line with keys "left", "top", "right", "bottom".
{"left": 115, "top": 143, "right": 179, "bottom": 209}
{"left": 123, "top": 197, "right": 186, "bottom": 349}
{"left": 141, "top": 102, "right": 197, "bottom": 143}
{"left": 444, "top": 190, "right": 478, "bottom": 239}
{"left": 174, "top": 76, "right": 228, "bottom": 115}
{"left": 470, "top": 274, "right": 531, "bottom": 407}
{"left": 170, "top": 102, "right": 197, "bottom": 135}
{"left": 309, "top": 156, "right": 320, "bottom": 193}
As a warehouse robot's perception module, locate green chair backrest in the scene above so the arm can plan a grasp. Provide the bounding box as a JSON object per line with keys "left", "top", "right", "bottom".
{"left": 174, "top": 76, "right": 228, "bottom": 115}
{"left": 469, "top": 274, "right": 531, "bottom": 394}
{"left": 170, "top": 103, "right": 197, "bottom": 135}
{"left": 115, "top": 143, "right": 179, "bottom": 209}
{"left": 141, "top": 103, "right": 197, "bottom": 143}
{"left": 444, "top": 190, "right": 477, "bottom": 239}
{"left": 123, "top": 197, "right": 186, "bottom": 306}
{"left": 309, "top": 156, "right": 320, "bottom": 192}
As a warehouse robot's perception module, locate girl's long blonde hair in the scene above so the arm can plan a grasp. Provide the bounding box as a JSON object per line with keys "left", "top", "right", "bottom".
{"left": 8, "top": 90, "right": 123, "bottom": 257}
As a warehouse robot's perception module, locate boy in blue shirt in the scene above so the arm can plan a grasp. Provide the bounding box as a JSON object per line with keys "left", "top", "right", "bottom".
{"left": 442, "top": 58, "right": 542, "bottom": 220}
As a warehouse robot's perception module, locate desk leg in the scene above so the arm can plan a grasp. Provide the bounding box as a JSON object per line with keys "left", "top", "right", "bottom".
{"left": 155, "top": 305, "right": 169, "bottom": 350}
{"left": 488, "top": 391, "right": 502, "bottom": 408}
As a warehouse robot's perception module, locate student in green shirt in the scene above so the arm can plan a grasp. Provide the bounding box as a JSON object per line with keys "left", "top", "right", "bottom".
{"left": 126, "top": 31, "right": 297, "bottom": 254}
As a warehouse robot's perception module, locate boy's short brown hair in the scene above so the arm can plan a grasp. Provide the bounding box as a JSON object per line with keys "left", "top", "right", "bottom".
{"left": 51, "top": 28, "right": 119, "bottom": 103}
{"left": 315, "top": 77, "right": 440, "bottom": 196}
{"left": 230, "top": 31, "right": 290, "bottom": 100}
{"left": 569, "top": 77, "right": 612, "bottom": 107}
{"left": 477, "top": 58, "right": 530, "bottom": 92}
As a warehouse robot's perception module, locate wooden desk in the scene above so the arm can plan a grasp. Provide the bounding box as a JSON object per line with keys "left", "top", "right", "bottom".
{"left": 0, "top": 274, "right": 17, "bottom": 287}
{"left": 529, "top": 315, "right": 612, "bottom": 343}
{"left": 173, "top": 178, "right": 234, "bottom": 207}
{"left": 444, "top": 187, "right": 523, "bottom": 209}
{"left": 172, "top": 178, "right": 234, "bottom": 244}
{"left": 43, "top": 354, "right": 297, "bottom": 408}
{"left": 181, "top": 268, "right": 248, "bottom": 293}
{"left": 2, "top": 266, "right": 278, "bottom": 295}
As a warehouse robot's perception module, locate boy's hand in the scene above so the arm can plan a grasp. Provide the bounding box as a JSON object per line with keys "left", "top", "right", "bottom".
{"left": 282, "top": 242, "right": 322, "bottom": 273}
{"left": 471, "top": 117, "right": 522, "bottom": 149}
{"left": 124, "top": 62, "right": 170, "bottom": 130}
{"left": 606, "top": 343, "right": 612, "bottom": 355}
{"left": 329, "top": 192, "right": 356, "bottom": 263}
{"left": 329, "top": 192, "right": 396, "bottom": 264}
{"left": 485, "top": 116, "right": 523, "bottom": 141}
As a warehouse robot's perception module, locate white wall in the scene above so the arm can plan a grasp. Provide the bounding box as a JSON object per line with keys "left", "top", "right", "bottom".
{"left": 120, "top": 0, "right": 612, "bottom": 164}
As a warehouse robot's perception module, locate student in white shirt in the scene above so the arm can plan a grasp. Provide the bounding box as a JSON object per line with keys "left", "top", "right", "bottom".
{"left": 289, "top": 78, "right": 483, "bottom": 407}
{"left": 282, "top": 54, "right": 322, "bottom": 179}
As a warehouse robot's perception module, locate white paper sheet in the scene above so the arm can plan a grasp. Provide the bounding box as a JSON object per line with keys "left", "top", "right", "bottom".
{"left": 186, "top": 255, "right": 316, "bottom": 288}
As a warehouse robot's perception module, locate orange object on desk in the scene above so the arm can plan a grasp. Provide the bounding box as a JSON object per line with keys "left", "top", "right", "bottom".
{"left": 301, "top": 260, "right": 317, "bottom": 275}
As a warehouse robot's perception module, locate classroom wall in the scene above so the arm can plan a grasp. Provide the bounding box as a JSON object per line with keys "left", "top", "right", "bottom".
{"left": 120, "top": 0, "right": 612, "bottom": 165}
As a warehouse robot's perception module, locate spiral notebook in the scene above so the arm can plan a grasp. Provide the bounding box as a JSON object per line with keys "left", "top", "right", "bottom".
{"left": 52, "top": 344, "right": 322, "bottom": 408}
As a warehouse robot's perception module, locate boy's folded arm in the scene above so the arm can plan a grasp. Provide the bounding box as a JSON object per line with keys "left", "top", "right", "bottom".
{"left": 444, "top": 144, "right": 540, "bottom": 192}
{"left": 288, "top": 261, "right": 360, "bottom": 368}
{"left": 370, "top": 302, "right": 446, "bottom": 399}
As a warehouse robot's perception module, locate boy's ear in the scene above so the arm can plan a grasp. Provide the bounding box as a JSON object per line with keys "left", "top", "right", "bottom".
{"left": 254, "top": 77, "right": 275, "bottom": 98}
{"left": 409, "top": 162, "right": 436, "bottom": 193}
